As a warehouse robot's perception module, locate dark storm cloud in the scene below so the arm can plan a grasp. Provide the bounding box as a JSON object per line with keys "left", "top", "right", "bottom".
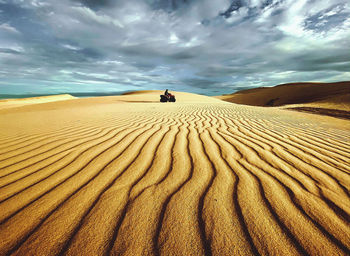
{"left": 0, "top": 0, "right": 349, "bottom": 95}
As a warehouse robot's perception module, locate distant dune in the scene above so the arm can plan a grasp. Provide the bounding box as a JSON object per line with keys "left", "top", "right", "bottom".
{"left": 0, "top": 94, "right": 76, "bottom": 110}
{"left": 216, "top": 81, "right": 350, "bottom": 108}
{"left": 0, "top": 90, "right": 349, "bottom": 255}
{"left": 215, "top": 81, "right": 350, "bottom": 119}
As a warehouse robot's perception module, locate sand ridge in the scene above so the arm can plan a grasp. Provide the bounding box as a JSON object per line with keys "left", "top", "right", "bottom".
{"left": 216, "top": 81, "right": 350, "bottom": 109}
{"left": 0, "top": 91, "right": 349, "bottom": 255}
{"left": 0, "top": 94, "right": 76, "bottom": 110}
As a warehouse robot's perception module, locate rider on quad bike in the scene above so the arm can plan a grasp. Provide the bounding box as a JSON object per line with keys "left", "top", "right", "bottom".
{"left": 160, "top": 89, "right": 176, "bottom": 102}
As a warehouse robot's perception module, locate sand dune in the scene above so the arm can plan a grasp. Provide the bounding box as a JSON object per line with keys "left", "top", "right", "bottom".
{"left": 0, "top": 94, "right": 76, "bottom": 110}
{"left": 284, "top": 93, "right": 350, "bottom": 111}
{"left": 216, "top": 81, "right": 350, "bottom": 108}
{"left": 0, "top": 91, "right": 349, "bottom": 255}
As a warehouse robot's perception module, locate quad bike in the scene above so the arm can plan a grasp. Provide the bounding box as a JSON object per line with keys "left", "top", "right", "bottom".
{"left": 160, "top": 94, "right": 176, "bottom": 102}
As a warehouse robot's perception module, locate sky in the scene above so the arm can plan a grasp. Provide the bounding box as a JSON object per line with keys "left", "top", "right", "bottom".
{"left": 0, "top": 0, "right": 349, "bottom": 96}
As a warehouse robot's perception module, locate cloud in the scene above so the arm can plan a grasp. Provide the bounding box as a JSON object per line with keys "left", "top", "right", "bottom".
{"left": 0, "top": 47, "right": 23, "bottom": 54}
{"left": 0, "top": 22, "right": 20, "bottom": 33}
{"left": 0, "top": 0, "right": 349, "bottom": 95}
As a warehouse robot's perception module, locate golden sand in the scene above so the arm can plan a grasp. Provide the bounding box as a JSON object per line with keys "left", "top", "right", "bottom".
{"left": 0, "top": 91, "right": 349, "bottom": 255}
{"left": 0, "top": 94, "right": 76, "bottom": 110}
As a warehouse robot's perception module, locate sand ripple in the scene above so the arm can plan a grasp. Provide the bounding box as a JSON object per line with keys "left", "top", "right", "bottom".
{"left": 0, "top": 102, "right": 349, "bottom": 255}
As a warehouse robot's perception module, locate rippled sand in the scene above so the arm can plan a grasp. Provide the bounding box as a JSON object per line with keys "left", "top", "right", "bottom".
{"left": 0, "top": 92, "right": 349, "bottom": 255}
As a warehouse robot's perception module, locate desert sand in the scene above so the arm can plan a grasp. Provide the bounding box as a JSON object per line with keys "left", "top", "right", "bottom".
{"left": 0, "top": 90, "right": 349, "bottom": 256}
{"left": 0, "top": 94, "right": 76, "bottom": 110}
{"left": 216, "top": 81, "right": 350, "bottom": 108}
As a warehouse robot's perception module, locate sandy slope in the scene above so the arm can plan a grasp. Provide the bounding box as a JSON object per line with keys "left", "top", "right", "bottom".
{"left": 0, "top": 94, "right": 76, "bottom": 110}
{"left": 216, "top": 81, "right": 350, "bottom": 108}
{"left": 0, "top": 91, "right": 349, "bottom": 256}
{"left": 282, "top": 93, "right": 350, "bottom": 111}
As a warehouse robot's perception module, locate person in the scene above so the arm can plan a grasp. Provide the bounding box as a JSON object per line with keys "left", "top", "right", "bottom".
{"left": 160, "top": 89, "right": 176, "bottom": 102}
